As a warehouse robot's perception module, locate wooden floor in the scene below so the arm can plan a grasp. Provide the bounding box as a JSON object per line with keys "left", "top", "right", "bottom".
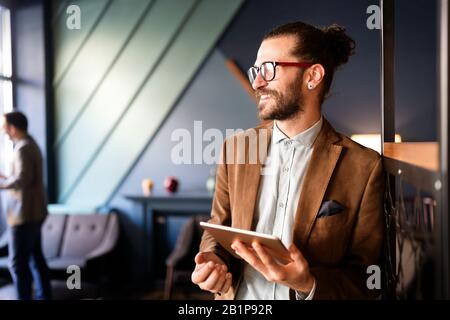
{"left": 142, "top": 289, "right": 213, "bottom": 300}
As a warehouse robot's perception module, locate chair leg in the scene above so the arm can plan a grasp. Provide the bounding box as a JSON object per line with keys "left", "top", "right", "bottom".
{"left": 164, "top": 267, "right": 174, "bottom": 300}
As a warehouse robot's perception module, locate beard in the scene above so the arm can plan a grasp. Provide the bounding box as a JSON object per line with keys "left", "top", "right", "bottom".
{"left": 255, "top": 75, "right": 304, "bottom": 121}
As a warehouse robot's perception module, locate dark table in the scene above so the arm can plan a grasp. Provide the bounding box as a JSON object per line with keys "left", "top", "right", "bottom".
{"left": 124, "top": 192, "right": 213, "bottom": 288}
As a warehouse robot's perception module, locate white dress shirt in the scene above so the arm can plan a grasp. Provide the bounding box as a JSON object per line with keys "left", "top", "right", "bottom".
{"left": 236, "top": 116, "right": 323, "bottom": 300}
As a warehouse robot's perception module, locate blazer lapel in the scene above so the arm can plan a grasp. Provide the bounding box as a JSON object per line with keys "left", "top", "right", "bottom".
{"left": 239, "top": 122, "right": 273, "bottom": 230}
{"left": 292, "top": 119, "right": 342, "bottom": 248}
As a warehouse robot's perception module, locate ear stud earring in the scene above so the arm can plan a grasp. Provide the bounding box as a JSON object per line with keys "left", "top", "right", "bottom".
{"left": 307, "top": 83, "right": 315, "bottom": 90}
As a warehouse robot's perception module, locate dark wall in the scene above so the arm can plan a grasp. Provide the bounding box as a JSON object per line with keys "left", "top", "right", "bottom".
{"left": 0, "top": 0, "right": 12, "bottom": 7}
{"left": 395, "top": 0, "right": 437, "bottom": 141}
{"left": 218, "top": 0, "right": 437, "bottom": 141}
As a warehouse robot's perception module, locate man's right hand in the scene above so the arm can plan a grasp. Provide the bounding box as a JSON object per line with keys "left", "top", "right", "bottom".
{"left": 191, "top": 252, "right": 232, "bottom": 295}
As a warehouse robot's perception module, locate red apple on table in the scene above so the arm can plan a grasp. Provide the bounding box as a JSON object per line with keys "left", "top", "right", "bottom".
{"left": 164, "top": 176, "right": 179, "bottom": 193}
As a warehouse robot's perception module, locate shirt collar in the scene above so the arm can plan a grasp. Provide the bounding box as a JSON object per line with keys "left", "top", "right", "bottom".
{"left": 272, "top": 116, "right": 323, "bottom": 148}
{"left": 13, "top": 135, "right": 29, "bottom": 150}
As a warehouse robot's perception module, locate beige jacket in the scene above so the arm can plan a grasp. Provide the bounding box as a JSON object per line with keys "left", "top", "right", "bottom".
{"left": 200, "top": 118, "right": 385, "bottom": 300}
{"left": 0, "top": 135, "right": 48, "bottom": 226}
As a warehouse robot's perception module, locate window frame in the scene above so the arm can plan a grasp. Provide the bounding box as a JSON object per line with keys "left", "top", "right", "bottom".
{"left": 0, "top": 4, "right": 14, "bottom": 175}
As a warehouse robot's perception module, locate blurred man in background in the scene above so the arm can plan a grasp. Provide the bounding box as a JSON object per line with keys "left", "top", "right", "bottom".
{"left": 0, "top": 111, "right": 51, "bottom": 300}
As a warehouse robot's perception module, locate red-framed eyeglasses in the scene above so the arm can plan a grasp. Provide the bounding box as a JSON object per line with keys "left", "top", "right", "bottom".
{"left": 247, "top": 61, "right": 313, "bottom": 84}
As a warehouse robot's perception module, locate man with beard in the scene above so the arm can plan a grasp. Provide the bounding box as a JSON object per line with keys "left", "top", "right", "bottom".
{"left": 192, "top": 21, "right": 384, "bottom": 300}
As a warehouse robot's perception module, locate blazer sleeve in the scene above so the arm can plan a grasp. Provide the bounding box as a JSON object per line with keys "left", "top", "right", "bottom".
{"left": 199, "top": 139, "right": 234, "bottom": 268}
{"left": 308, "top": 157, "right": 385, "bottom": 299}
{"left": 0, "top": 147, "right": 33, "bottom": 190}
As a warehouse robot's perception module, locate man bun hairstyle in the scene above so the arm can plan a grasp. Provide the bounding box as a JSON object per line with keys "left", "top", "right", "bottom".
{"left": 322, "top": 24, "right": 355, "bottom": 68}
{"left": 263, "top": 21, "right": 356, "bottom": 103}
{"left": 4, "top": 111, "right": 28, "bottom": 132}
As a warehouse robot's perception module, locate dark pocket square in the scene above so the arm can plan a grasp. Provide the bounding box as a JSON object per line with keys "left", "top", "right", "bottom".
{"left": 318, "top": 200, "right": 345, "bottom": 218}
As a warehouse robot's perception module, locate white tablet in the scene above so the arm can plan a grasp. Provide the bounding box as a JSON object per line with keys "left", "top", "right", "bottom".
{"left": 200, "top": 222, "right": 292, "bottom": 264}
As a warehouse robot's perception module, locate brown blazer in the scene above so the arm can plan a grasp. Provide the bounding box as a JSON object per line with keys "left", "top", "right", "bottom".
{"left": 199, "top": 118, "right": 385, "bottom": 300}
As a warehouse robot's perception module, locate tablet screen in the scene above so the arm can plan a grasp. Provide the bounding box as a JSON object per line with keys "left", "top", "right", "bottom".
{"left": 200, "top": 222, "right": 292, "bottom": 264}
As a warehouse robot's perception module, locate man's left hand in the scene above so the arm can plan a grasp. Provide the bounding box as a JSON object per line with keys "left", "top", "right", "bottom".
{"left": 231, "top": 240, "right": 315, "bottom": 294}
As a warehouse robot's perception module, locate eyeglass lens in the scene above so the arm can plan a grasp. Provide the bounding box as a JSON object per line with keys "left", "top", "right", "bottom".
{"left": 247, "top": 62, "right": 275, "bottom": 84}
